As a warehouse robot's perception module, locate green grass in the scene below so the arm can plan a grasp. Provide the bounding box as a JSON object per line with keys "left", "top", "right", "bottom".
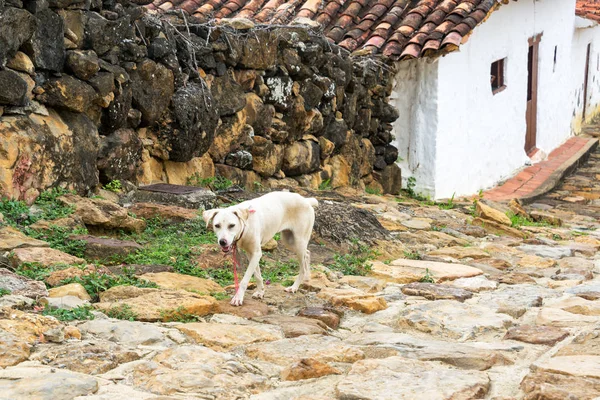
{"left": 318, "top": 179, "right": 332, "bottom": 191}
{"left": 24, "top": 226, "right": 88, "bottom": 258}
{"left": 365, "top": 186, "right": 382, "bottom": 196}
{"left": 403, "top": 250, "right": 422, "bottom": 260}
{"left": 103, "top": 180, "right": 122, "bottom": 193}
{"left": 326, "top": 241, "right": 375, "bottom": 276}
{"left": 508, "top": 212, "right": 554, "bottom": 228}
{"left": 261, "top": 259, "right": 298, "bottom": 284}
{"left": 160, "top": 306, "right": 202, "bottom": 323}
{"left": 419, "top": 268, "right": 435, "bottom": 283}
{"left": 14, "top": 262, "right": 56, "bottom": 281}
{"left": 437, "top": 193, "right": 456, "bottom": 210}
{"left": 120, "top": 218, "right": 214, "bottom": 271}
{"left": 60, "top": 267, "right": 158, "bottom": 301}
{"left": 0, "top": 188, "right": 75, "bottom": 227}
{"left": 105, "top": 304, "right": 138, "bottom": 321}
{"left": 0, "top": 288, "right": 10, "bottom": 297}
{"left": 187, "top": 175, "right": 233, "bottom": 191}
{"left": 42, "top": 305, "right": 95, "bottom": 321}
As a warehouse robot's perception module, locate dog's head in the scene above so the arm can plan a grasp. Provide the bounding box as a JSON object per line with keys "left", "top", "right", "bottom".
{"left": 203, "top": 206, "right": 253, "bottom": 253}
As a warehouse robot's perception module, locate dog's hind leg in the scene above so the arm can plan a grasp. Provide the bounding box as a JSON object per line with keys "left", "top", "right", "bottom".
{"left": 252, "top": 262, "right": 265, "bottom": 299}
{"left": 285, "top": 238, "right": 310, "bottom": 293}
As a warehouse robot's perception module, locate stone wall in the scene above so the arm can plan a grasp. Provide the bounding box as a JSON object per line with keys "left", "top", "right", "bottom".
{"left": 0, "top": 0, "right": 401, "bottom": 201}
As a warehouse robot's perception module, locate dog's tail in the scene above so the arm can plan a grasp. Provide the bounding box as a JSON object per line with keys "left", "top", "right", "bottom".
{"left": 306, "top": 197, "right": 319, "bottom": 208}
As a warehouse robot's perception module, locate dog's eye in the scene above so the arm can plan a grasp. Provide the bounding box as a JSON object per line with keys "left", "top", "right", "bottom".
{"left": 214, "top": 224, "right": 221, "bottom": 228}
{"left": 228, "top": 224, "right": 235, "bottom": 229}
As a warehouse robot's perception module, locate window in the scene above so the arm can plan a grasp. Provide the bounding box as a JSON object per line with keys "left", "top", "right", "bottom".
{"left": 490, "top": 58, "right": 506, "bottom": 94}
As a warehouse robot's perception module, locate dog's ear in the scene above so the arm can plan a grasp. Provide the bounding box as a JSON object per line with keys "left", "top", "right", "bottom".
{"left": 202, "top": 209, "right": 219, "bottom": 226}
{"left": 233, "top": 206, "right": 255, "bottom": 222}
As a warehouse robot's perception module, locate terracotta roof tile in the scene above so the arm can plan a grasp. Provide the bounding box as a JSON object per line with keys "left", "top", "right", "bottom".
{"left": 147, "top": 0, "right": 505, "bottom": 60}
{"left": 577, "top": 0, "right": 600, "bottom": 22}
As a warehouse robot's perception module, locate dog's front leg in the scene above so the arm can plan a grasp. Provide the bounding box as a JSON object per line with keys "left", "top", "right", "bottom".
{"left": 231, "top": 248, "right": 262, "bottom": 306}
{"left": 252, "top": 262, "right": 265, "bottom": 299}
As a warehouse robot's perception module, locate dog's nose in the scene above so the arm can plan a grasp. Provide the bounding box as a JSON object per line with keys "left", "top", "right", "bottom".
{"left": 219, "top": 239, "right": 228, "bottom": 247}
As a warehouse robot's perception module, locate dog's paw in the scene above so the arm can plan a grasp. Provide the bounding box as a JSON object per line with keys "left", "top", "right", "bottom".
{"left": 284, "top": 285, "right": 299, "bottom": 293}
{"left": 252, "top": 291, "right": 264, "bottom": 299}
{"left": 230, "top": 294, "right": 244, "bottom": 306}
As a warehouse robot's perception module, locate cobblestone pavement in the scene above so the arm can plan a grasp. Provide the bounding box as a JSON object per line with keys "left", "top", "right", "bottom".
{"left": 0, "top": 150, "right": 599, "bottom": 399}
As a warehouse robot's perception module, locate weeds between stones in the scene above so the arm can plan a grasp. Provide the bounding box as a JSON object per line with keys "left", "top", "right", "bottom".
{"left": 0, "top": 288, "right": 10, "bottom": 297}
{"left": 160, "top": 306, "right": 202, "bottom": 323}
{"left": 0, "top": 187, "right": 75, "bottom": 227}
{"left": 105, "top": 304, "right": 138, "bottom": 321}
{"left": 42, "top": 305, "right": 95, "bottom": 321}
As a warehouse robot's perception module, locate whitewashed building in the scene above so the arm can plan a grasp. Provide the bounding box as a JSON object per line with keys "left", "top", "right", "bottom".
{"left": 392, "top": 0, "right": 600, "bottom": 199}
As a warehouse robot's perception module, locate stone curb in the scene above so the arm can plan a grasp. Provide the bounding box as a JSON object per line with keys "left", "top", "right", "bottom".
{"left": 520, "top": 137, "right": 599, "bottom": 205}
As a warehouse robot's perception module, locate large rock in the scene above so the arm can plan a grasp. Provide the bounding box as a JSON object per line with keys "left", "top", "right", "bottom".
{"left": 535, "top": 307, "right": 598, "bottom": 327}
{"left": 129, "top": 202, "right": 199, "bottom": 222}
{"left": 346, "top": 332, "right": 514, "bottom": 371}
{"left": 22, "top": 9, "right": 64, "bottom": 72}
{"left": 0, "top": 308, "right": 61, "bottom": 343}
{"left": 0, "top": 8, "right": 36, "bottom": 68}
{"left": 156, "top": 80, "right": 219, "bottom": 162}
{"left": 65, "top": 50, "right": 100, "bottom": 81}
{"left": 281, "top": 358, "right": 341, "bottom": 381}
{"left": 211, "top": 73, "right": 246, "bottom": 116}
{"left": 0, "top": 268, "right": 48, "bottom": 299}
{"left": 6, "top": 51, "right": 34, "bottom": 75}
{"left": 517, "top": 244, "right": 573, "bottom": 259}
{"left": 317, "top": 287, "right": 387, "bottom": 314}
{"left": 59, "top": 194, "right": 146, "bottom": 233}
{"left": 69, "top": 235, "right": 142, "bottom": 262}
{"left": 78, "top": 318, "right": 176, "bottom": 347}
{"left": 237, "top": 30, "right": 277, "bottom": 69}
{"left": 177, "top": 322, "right": 283, "bottom": 351}
{"left": 130, "top": 59, "right": 174, "bottom": 126}
{"left": 9, "top": 247, "right": 85, "bottom": 268}
{"left": 370, "top": 259, "right": 483, "bottom": 284}
{"left": 0, "top": 366, "right": 98, "bottom": 399}
{"left": 208, "top": 111, "right": 250, "bottom": 163}
{"left": 30, "top": 340, "right": 141, "bottom": 375}
{"left": 94, "top": 286, "right": 217, "bottom": 321}
{"left": 245, "top": 335, "right": 364, "bottom": 366}
{"left": 521, "top": 356, "right": 600, "bottom": 399}
{"left": 336, "top": 357, "right": 490, "bottom": 400}
{"left": 567, "top": 283, "right": 600, "bottom": 300}
{"left": 39, "top": 75, "right": 97, "bottom": 113}
{"left": 0, "top": 69, "right": 30, "bottom": 106}
{"left": 138, "top": 272, "right": 224, "bottom": 294}
{"left": 99, "top": 345, "right": 267, "bottom": 398}
{"left": 0, "top": 111, "right": 99, "bottom": 198}
{"left": 297, "top": 307, "right": 341, "bottom": 329}
{"left": 84, "top": 13, "right": 130, "bottom": 56}
{"left": 504, "top": 325, "right": 569, "bottom": 345}
{"left": 475, "top": 284, "right": 559, "bottom": 318}
{"left": 215, "top": 298, "right": 270, "bottom": 319}
{"left": 0, "top": 330, "right": 30, "bottom": 368}
{"left": 101, "top": 82, "right": 132, "bottom": 132}
{"left": 476, "top": 201, "right": 512, "bottom": 226}
{"left": 48, "top": 282, "right": 91, "bottom": 301}
{"left": 282, "top": 141, "right": 320, "bottom": 177}
{"left": 427, "top": 246, "right": 491, "bottom": 260}
{"left": 97, "top": 128, "right": 143, "bottom": 183}
{"left": 132, "top": 184, "right": 217, "bottom": 210}
{"left": 401, "top": 282, "right": 473, "bottom": 302}
{"left": 375, "top": 163, "right": 402, "bottom": 195}
{"left": 252, "top": 315, "right": 328, "bottom": 338}
{"left": 397, "top": 300, "right": 513, "bottom": 341}
{"left": 0, "top": 226, "right": 48, "bottom": 252}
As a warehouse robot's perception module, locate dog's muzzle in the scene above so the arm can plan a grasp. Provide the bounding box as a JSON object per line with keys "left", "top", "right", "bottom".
{"left": 221, "top": 244, "right": 232, "bottom": 253}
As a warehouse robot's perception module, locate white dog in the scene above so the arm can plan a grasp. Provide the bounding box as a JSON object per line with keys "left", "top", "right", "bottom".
{"left": 202, "top": 191, "right": 318, "bottom": 306}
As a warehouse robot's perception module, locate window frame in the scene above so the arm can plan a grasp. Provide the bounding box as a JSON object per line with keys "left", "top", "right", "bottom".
{"left": 491, "top": 58, "right": 506, "bottom": 95}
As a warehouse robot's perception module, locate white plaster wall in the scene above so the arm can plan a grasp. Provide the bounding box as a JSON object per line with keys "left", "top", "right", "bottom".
{"left": 571, "top": 20, "right": 600, "bottom": 132}
{"left": 432, "top": 0, "right": 576, "bottom": 199}
{"left": 390, "top": 58, "right": 440, "bottom": 198}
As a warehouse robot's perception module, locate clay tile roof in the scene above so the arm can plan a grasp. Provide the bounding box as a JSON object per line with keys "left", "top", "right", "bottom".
{"left": 147, "top": 0, "right": 504, "bottom": 60}
{"left": 576, "top": 0, "right": 600, "bottom": 22}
